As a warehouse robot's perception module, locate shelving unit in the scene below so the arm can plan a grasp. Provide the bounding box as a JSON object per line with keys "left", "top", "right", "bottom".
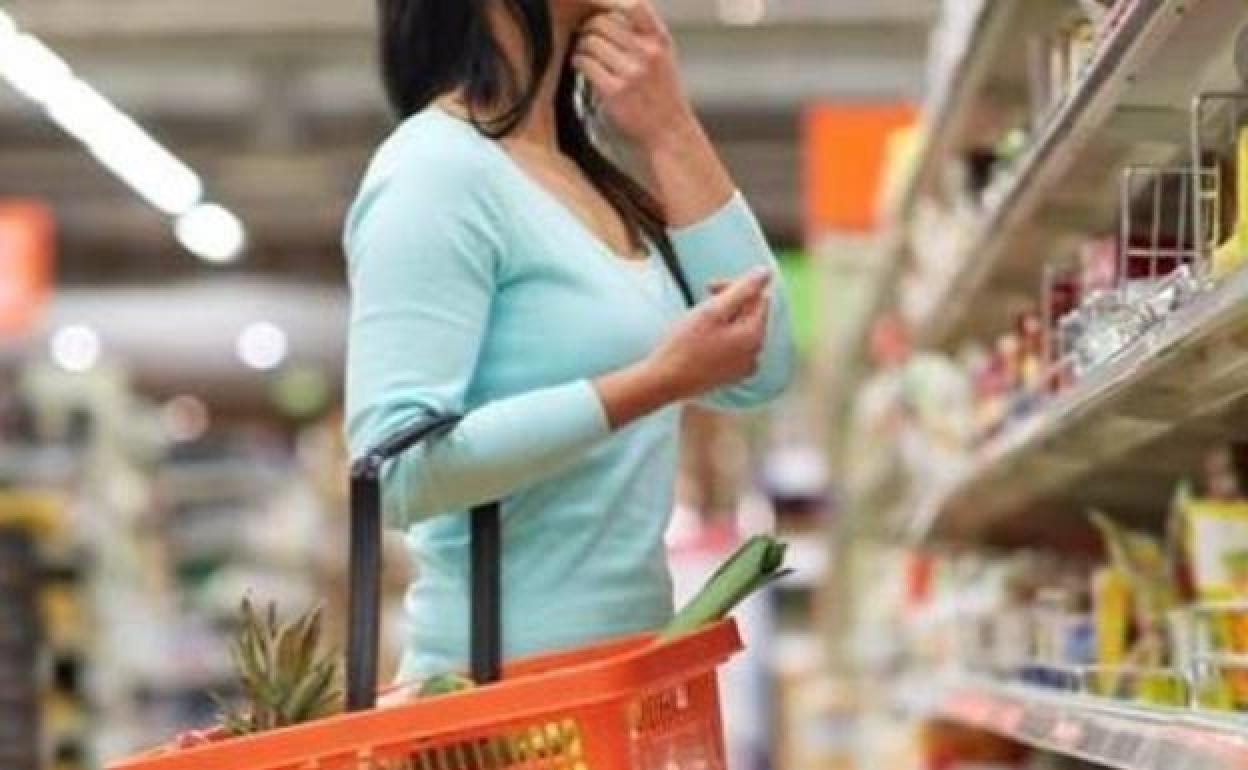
{"left": 913, "top": 0, "right": 1248, "bottom": 346}
{"left": 828, "top": 0, "right": 1030, "bottom": 411}
{"left": 849, "top": 0, "right": 1248, "bottom": 536}
{"left": 934, "top": 681, "right": 1248, "bottom": 770}
{"left": 905, "top": 261, "right": 1248, "bottom": 542}
{"left": 844, "top": 0, "right": 1248, "bottom": 367}
{"left": 0, "top": 527, "right": 41, "bottom": 770}
{"left": 868, "top": 0, "right": 1027, "bottom": 297}
{"left": 843, "top": 1, "right": 1248, "bottom": 766}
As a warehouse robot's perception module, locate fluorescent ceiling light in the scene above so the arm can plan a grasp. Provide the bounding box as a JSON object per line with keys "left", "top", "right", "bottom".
{"left": 176, "top": 203, "right": 246, "bottom": 263}
{"left": 718, "top": 0, "right": 766, "bottom": 26}
{"left": 50, "top": 324, "right": 102, "bottom": 373}
{"left": 0, "top": 15, "right": 242, "bottom": 259}
{"left": 236, "top": 321, "right": 289, "bottom": 372}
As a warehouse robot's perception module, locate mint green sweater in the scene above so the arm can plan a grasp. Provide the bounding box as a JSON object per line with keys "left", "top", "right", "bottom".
{"left": 344, "top": 107, "right": 794, "bottom": 682}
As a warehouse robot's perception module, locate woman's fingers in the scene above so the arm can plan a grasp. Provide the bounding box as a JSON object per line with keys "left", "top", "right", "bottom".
{"left": 706, "top": 269, "right": 771, "bottom": 322}
{"left": 741, "top": 293, "right": 770, "bottom": 339}
{"left": 583, "top": 10, "right": 639, "bottom": 50}
{"left": 585, "top": 0, "right": 638, "bottom": 12}
{"left": 617, "top": 0, "right": 665, "bottom": 37}
{"left": 576, "top": 34, "right": 640, "bottom": 79}
{"left": 572, "top": 53, "right": 623, "bottom": 95}
{"left": 708, "top": 278, "right": 767, "bottom": 324}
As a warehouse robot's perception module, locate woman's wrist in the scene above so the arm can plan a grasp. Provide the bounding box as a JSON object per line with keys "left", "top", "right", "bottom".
{"left": 638, "top": 109, "right": 702, "bottom": 158}
{"left": 593, "top": 358, "right": 683, "bottom": 429}
{"left": 640, "top": 113, "right": 736, "bottom": 228}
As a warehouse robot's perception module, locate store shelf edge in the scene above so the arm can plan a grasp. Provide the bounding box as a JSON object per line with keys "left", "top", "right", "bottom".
{"left": 910, "top": 262, "right": 1248, "bottom": 542}
{"left": 937, "top": 679, "right": 1248, "bottom": 770}
{"left": 916, "top": 0, "right": 1175, "bottom": 348}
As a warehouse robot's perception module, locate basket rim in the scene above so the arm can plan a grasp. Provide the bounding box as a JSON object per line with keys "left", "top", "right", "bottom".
{"left": 108, "top": 619, "right": 742, "bottom": 770}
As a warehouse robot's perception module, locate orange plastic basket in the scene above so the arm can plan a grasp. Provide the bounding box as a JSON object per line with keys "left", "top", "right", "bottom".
{"left": 108, "top": 619, "right": 742, "bottom": 770}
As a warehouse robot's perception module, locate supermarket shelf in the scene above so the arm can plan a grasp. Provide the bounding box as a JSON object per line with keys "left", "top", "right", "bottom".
{"left": 845, "top": 447, "right": 905, "bottom": 525}
{"left": 881, "top": 0, "right": 1023, "bottom": 230}
{"left": 833, "top": 0, "right": 1028, "bottom": 414}
{"left": 155, "top": 458, "right": 288, "bottom": 503}
{"left": 834, "top": 1, "right": 1028, "bottom": 400}
{"left": 915, "top": 0, "right": 1248, "bottom": 347}
{"left": 0, "top": 445, "right": 83, "bottom": 486}
{"left": 907, "top": 264, "right": 1248, "bottom": 542}
{"left": 827, "top": 229, "right": 904, "bottom": 423}
{"left": 937, "top": 680, "right": 1248, "bottom": 770}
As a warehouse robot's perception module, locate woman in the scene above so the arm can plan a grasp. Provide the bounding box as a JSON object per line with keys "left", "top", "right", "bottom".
{"left": 345, "top": 0, "right": 796, "bottom": 688}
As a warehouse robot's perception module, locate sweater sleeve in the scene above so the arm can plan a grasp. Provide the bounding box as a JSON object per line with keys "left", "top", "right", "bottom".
{"left": 668, "top": 192, "right": 797, "bottom": 411}
{"left": 343, "top": 157, "right": 610, "bottom": 528}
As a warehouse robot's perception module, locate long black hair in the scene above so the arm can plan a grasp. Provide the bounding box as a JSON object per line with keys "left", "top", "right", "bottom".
{"left": 376, "top": 0, "right": 694, "bottom": 305}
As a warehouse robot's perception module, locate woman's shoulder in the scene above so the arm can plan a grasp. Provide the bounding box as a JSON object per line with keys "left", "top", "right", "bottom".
{"left": 345, "top": 108, "right": 511, "bottom": 247}
{"left": 364, "top": 108, "right": 506, "bottom": 196}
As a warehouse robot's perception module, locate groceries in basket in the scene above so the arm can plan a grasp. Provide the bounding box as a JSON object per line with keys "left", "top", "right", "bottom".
{"left": 144, "top": 534, "right": 787, "bottom": 760}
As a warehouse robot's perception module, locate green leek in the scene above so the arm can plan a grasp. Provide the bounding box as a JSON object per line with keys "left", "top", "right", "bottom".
{"left": 660, "top": 535, "right": 791, "bottom": 641}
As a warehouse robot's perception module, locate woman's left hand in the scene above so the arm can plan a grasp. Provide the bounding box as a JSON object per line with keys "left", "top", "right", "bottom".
{"left": 573, "top": 0, "right": 698, "bottom": 150}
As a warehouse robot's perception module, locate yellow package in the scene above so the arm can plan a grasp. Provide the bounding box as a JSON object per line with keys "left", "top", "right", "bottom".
{"left": 1091, "top": 566, "right": 1130, "bottom": 693}
{"left": 1090, "top": 511, "right": 1176, "bottom": 631}
{"left": 1179, "top": 493, "right": 1248, "bottom": 707}
{"left": 1183, "top": 497, "right": 1248, "bottom": 599}
{"left": 1213, "top": 126, "right": 1248, "bottom": 280}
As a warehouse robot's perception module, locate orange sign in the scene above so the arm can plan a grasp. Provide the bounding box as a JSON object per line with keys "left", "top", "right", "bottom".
{"left": 802, "top": 103, "right": 916, "bottom": 237}
{"left": 0, "top": 201, "right": 53, "bottom": 337}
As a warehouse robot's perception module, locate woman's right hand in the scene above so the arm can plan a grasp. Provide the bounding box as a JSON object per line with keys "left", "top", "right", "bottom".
{"left": 595, "top": 267, "right": 771, "bottom": 428}
{"left": 649, "top": 267, "right": 771, "bottom": 400}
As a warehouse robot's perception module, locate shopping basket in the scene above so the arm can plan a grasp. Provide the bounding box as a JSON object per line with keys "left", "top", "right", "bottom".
{"left": 109, "top": 414, "right": 744, "bottom": 770}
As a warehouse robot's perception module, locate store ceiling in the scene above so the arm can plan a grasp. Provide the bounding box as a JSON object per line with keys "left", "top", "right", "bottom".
{"left": 0, "top": 0, "right": 933, "bottom": 395}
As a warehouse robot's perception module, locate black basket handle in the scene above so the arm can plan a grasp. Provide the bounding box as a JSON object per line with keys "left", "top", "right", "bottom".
{"left": 346, "top": 414, "right": 501, "bottom": 711}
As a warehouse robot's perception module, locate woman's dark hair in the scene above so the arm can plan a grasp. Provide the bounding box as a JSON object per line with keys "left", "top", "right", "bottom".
{"left": 376, "top": 0, "right": 694, "bottom": 305}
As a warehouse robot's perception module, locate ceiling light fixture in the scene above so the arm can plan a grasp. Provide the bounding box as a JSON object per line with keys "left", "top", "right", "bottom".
{"left": 50, "top": 324, "right": 101, "bottom": 373}
{"left": 0, "top": 15, "right": 244, "bottom": 261}
{"left": 237, "top": 321, "right": 289, "bottom": 372}
{"left": 717, "top": 0, "right": 766, "bottom": 26}
{"left": 0, "top": 11, "right": 16, "bottom": 43}
{"left": 176, "top": 203, "right": 246, "bottom": 263}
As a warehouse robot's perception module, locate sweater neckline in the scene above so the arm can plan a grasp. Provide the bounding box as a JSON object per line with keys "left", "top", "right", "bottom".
{"left": 427, "top": 105, "right": 659, "bottom": 275}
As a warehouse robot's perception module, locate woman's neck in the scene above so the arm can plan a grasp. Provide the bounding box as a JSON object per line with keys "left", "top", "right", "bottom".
{"left": 443, "top": 4, "right": 583, "bottom": 152}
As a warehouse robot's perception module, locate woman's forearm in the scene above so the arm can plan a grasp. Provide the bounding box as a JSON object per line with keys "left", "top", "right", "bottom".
{"left": 641, "top": 114, "right": 736, "bottom": 228}
{"left": 594, "top": 359, "right": 676, "bottom": 429}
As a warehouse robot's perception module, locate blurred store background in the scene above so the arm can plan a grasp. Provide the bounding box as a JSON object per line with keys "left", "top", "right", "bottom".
{"left": 0, "top": 1, "right": 932, "bottom": 768}
{"left": 14, "top": 2, "right": 1248, "bottom": 770}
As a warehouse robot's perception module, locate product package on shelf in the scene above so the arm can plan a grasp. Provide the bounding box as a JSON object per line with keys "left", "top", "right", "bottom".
{"left": 0, "top": 527, "right": 40, "bottom": 770}
{"left": 1168, "top": 448, "right": 1248, "bottom": 711}
{"left": 865, "top": 440, "right": 1248, "bottom": 722}
{"left": 0, "top": 489, "right": 95, "bottom": 770}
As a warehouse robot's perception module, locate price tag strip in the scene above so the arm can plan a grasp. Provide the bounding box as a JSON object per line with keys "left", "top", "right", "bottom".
{"left": 938, "top": 682, "right": 1248, "bottom": 770}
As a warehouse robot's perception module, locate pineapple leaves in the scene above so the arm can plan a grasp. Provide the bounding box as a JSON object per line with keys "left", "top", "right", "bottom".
{"left": 211, "top": 597, "right": 344, "bottom": 738}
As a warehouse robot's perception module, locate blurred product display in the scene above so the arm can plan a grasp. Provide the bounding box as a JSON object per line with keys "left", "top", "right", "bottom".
{"left": 8, "top": 1, "right": 1248, "bottom": 769}
{"left": 845, "top": 0, "right": 1248, "bottom": 768}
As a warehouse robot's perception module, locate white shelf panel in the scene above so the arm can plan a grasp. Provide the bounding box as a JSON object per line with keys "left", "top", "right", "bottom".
{"left": 914, "top": 0, "right": 1182, "bottom": 346}
{"left": 839, "top": 0, "right": 1245, "bottom": 438}
{"left": 831, "top": 1, "right": 1024, "bottom": 400}
{"left": 908, "top": 264, "right": 1248, "bottom": 541}
{"left": 918, "top": 0, "right": 1248, "bottom": 346}
{"left": 938, "top": 681, "right": 1248, "bottom": 770}
{"left": 883, "top": 0, "right": 1020, "bottom": 229}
